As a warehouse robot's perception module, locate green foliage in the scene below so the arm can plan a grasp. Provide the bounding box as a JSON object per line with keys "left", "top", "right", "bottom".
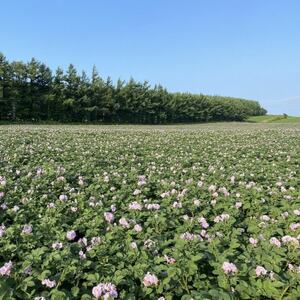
{"left": 247, "top": 115, "right": 300, "bottom": 123}
{"left": 0, "top": 124, "right": 299, "bottom": 299}
{"left": 0, "top": 52, "right": 266, "bottom": 123}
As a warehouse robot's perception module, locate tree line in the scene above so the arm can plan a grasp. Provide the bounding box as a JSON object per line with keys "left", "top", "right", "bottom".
{"left": 0, "top": 53, "right": 266, "bottom": 123}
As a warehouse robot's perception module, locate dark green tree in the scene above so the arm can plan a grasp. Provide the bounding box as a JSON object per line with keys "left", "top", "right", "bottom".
{"left": 0, "top": 52, "right": 267, "bottom": 123}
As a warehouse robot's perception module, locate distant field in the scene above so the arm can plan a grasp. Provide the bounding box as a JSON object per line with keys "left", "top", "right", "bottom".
{"left": 247, "top": 114, "right": 300, "bottom": 123}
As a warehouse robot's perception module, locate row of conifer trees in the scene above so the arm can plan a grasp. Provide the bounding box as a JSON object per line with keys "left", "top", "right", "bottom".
{"left": 0, "top": 53, "right": 266, "bottom": 123}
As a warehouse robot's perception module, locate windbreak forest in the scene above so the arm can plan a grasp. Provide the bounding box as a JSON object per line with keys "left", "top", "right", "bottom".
{"left": 0, "top": 53, "right": 266, "bottom": 123}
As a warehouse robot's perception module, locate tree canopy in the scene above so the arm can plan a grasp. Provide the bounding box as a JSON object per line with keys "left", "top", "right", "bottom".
{"left": 0, "top": 53, "right": 266, "bottom": 123}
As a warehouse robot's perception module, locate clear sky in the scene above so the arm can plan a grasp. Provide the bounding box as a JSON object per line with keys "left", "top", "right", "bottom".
{"left": 1, "top": 0, "right": 300, "bottom": 115}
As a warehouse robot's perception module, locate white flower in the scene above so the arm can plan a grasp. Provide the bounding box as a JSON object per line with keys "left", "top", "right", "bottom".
{"left": 143, "top": 272, "right": 159, "bottom": 287}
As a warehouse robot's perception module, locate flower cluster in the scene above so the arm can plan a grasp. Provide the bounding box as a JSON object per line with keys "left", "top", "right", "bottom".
{"left": 92, "top": 282, "right": 118, "bottom": 299}
{"left": 143, "top": 272, "right": 159, "bottom": 287}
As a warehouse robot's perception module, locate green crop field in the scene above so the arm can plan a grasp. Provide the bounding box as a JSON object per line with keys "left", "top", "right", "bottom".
{"left": 247, "top": 115, "right": 300, "bottom": 123}
{"left": 0, "top": 124, "right": 300, "bottom": 299}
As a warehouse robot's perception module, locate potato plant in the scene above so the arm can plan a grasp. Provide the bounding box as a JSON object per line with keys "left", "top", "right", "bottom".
{"left": 0, "top": 124, "right": 299, "bottom": 299}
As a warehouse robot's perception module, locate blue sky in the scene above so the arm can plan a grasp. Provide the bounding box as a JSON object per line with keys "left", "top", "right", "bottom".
{"left": 1, "top": 0, "right": 300, "bottom": 115}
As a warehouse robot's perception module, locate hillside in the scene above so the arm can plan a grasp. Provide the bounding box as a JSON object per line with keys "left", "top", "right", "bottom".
{"left": 247, "top": 115, "right": 300, "bottom": 123}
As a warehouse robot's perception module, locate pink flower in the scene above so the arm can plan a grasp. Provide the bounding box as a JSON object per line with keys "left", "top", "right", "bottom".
{"left": 160, "top": 192, "right": 170, "bottom": 198}
{"left": 180, "top": 232, "right": 195, "bottom": 241}
{"left": 198, "top": 217, "right": 209, "bottom": 228}
{"left": 185, "top": 178, "right": 193, "bottom": 184}
{"left": 255, "top": 266, "right": 267, "bottom": 277}
{"left": 134, "top": 224, "right": 142, "bottom": 232}
{"left": 144, "top": 239, "right": 155, "bottom": 249}
{"left": 92, "top": 285, "right": 102, "bottom": 299}
{"left": 290, "top": 223, "right": 300, "bottom": 231}
{"left": 260, "top": 215, "right": 270, "bottom": 222}
{"left": 145, "top": 203, "right": 160, "bottom": 210}
{"left": 66, "top": 230, "right": 76, "bottom": 241}
{"left": 42, "top": 278, "right": 56, "bottom": 288}
{"left": 0, "top": 177, "right": 6, "bottom": 186}
{"left": 235, "top": 202, "right": 242, "bottom": 209}
{"left": 36, "top": 168, "right": 43, "bottom": 176}
{"left": 208, "top": 185, "right": 216, "bottom": 192}
{"left": 143, "top": 272, "right": 159, "bottom": 287}
{"left": 200, "top": 229, "right": 207, "bottom": 237}
{"left": 59, "top": 194, "right": 68, "bottom": 201}
{"left": 0, "top": 203, "right": 7, "bottom": 210}
{"left": 289, "top": 265, "right": 300, "bottom": 273}
{"left": 131, "top": 242, "right": 137, "bottom": 249}
{"left": 172, "top": 201, "right": 182, "bottom": 208}
{"left": 57, "top": 176, "right": 65, "bottom": 182}
{"left": 78, "top": 176, "right": 84, "bottom": 186}
{"left": 282, "top": 235, "right": 293, "bottom": 243}
{"left": 249, "top": 237, "right": 258, "bottom": 246}
{"left": 197, "top": 181, "right": 204, "bottom": 188}
{"left": 78, "top": 237, "right": 88, "bottom": 247}
{"left": 119, "top": 217, "right": 130, "bottom": 228}
{"left": 0, "top": 261, "right": 12, "bottom": 276}
{"left": 92, "top": 282, "right": 118, "bottom": 299}
{"left": 52, "top": 241, "right": 63, "bottom": 249}
{"left": 294, "top": 209, "right": 300, "bottom": 216}
{"left": 137, "top": 175, "right": 147, "bottom": 186}
{"left": 153, "top": 203, "right": 160, "bottom": 209}
{"left": 129, "top": 201, "right": 142, "bottom": 210}
{"left": 269, "top": 237, "right": 281, "bottom": 247}
{"left": 170, "top": 189, "right": 176, "bottom": 195}
{"left": 91, "top": 237, "right": 101, "bottom": 246}
{"left": 282, "top": 235, "right": 299, "bottom": 246}
{"left": 211, "top": 199, "right": 217, "bottom": 206}
{"left": 12, "top": 205, "right": 20, "bottom": 212}
{"left": 164, "top": 255, "right": 176, "bottom": 264}
{"left": 133, "top": 189, "right": 141, "bottom": 196}
{"left": 214, "top": 213, "right": 230, "bottom": 223}
{"left": 47, "top": 202, "right": 56, "bottom": 209}
{"left": 22, "top": 224, "right": 32, "bottom": 235}
{"left": 222, "top": 262, "right": 238, "bottom": 275}
{"left": 79, "top": 250, "right": 86, "bottom": 260}
{"left": 104, "top": 212, "right": 114, "bottom": 223}
{"left": 0, "top": 224, "right": 6, "bottom": 237}
{"left": 178, "top": 188, "right": 188, "bottom": 198}
{"left": 212, "top": 192, "right": 219, "bottom": 198}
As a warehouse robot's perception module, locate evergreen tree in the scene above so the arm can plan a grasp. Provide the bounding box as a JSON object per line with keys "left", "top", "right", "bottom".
{"left": 0, "top": 52, "right": 267, "bottom": 123}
